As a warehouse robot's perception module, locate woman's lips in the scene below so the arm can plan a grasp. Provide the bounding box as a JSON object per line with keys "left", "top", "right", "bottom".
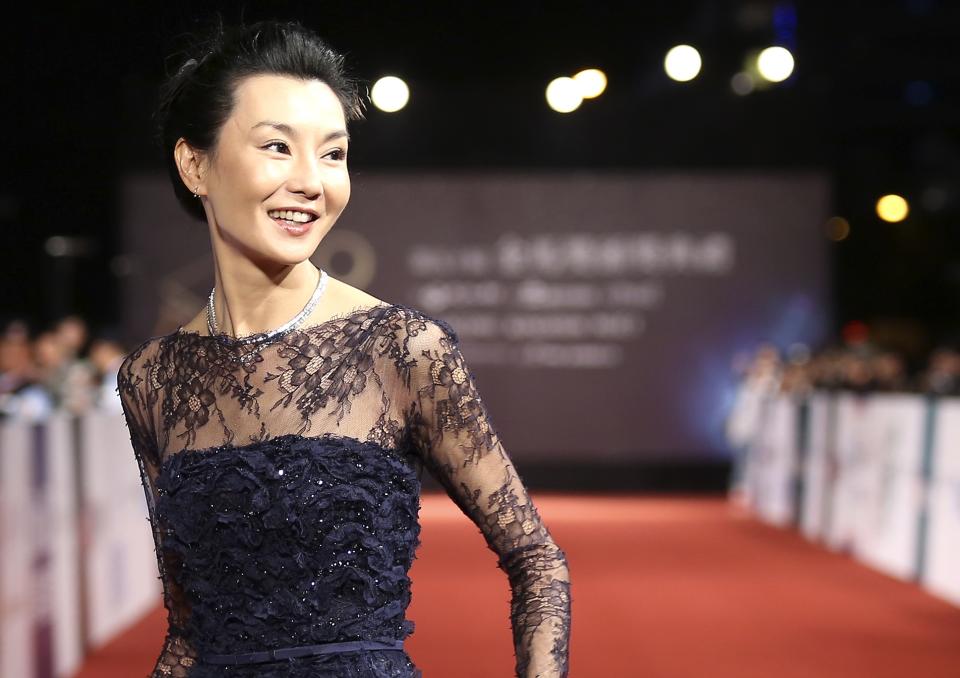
{"left": 271, "top": 215, "right": 316, "bottom": 236}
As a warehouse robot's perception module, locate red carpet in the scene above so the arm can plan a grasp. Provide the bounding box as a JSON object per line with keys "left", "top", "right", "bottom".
{"left": 71, "top": 495, "right": 960, "bottom": 678}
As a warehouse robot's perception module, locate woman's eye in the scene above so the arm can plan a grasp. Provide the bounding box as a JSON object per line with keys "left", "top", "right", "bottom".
{"left": 326, "top": 149, "right": 347, "bottom": 161}
{"left": 264, "top": 141, "right": 290, "bottom": 154}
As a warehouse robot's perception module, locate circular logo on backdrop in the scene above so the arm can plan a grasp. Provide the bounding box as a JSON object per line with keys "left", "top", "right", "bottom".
{"left": 312, "top": 230, "right": 378, "bottom": 289}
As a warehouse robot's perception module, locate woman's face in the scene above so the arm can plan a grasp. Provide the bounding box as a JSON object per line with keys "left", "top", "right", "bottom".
{"left": 183, "top": 74, "right": 351, "bottom": 268}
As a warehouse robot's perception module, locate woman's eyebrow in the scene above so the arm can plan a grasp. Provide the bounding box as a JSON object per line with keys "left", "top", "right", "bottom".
{"left": 250, "top": 120, "right": 349, "bottom": 142}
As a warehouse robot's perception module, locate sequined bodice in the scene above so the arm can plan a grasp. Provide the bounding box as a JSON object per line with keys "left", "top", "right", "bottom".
{"left": 117, "top": 302, "right": 571, "bottom": 677}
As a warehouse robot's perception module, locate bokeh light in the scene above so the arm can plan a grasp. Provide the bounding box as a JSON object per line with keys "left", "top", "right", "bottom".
{"left": 876, "top": 194, "right": 909, "bottom": 222}
{"left": 573, "top": 68, "right": 607, "bottom": 98}
{"left": 756, "top": 46, "right": 795, "bottom": 82}
{"left": 824, "top": 216, "right": 851, "bottom": 241}
{"left": 664, "top": 45, "right": 702, "bottom": 82}
{"left": 370, "top": 76, "right": 410, "bottom": 113}
{"left": 546, "top": 76, "right": 583, "bottom": 113}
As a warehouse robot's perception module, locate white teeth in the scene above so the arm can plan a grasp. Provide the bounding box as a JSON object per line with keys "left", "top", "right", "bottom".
{"left": 268, "top": 209, "right": 313, "bottom": 223}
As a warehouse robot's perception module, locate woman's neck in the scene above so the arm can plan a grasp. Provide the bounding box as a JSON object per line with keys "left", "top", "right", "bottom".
{"left": 211, "top": 257, "right": 322, "bottom": 338}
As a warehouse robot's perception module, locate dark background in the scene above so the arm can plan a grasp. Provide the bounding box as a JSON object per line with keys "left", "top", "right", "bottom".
{"left": 3, "top": 19, "right": 956, "bottom": 673}
{"left": 3, "top": 1, "right": 959, "bottom": 386}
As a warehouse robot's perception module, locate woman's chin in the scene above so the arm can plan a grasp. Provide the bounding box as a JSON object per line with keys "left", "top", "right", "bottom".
{"left": 239, "top": 239, "right": 315, "bottom": 270}
{"left": 269, "top": 247, "right": 316, "bottom": 267}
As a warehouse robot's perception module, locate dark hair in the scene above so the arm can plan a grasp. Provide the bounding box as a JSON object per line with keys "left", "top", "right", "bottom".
{"left": 154, "top": 18, "right": 365, "bottom": 222}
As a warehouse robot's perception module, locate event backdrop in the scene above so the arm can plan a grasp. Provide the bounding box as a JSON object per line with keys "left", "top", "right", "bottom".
{"left": 121, "top": 171, "right": 831, "bottom": 461}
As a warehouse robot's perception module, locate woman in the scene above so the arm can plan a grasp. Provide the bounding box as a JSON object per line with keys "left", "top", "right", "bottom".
{"left": 117, "top": 18, "right": 571, "bottom": 678}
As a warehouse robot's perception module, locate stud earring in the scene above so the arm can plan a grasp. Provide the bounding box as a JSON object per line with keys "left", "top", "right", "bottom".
{"left": 193, "top": 187, "right": 199, "bottom": 198}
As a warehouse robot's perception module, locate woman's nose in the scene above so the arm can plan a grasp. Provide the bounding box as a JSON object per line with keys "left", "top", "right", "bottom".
{"left": 289, "top": 154, "right": 324, "bottom": 199}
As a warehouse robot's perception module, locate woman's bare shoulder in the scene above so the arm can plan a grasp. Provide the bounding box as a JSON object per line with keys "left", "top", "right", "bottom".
{"left": 180, "top": 310, "right": 208, "bottom": 334}
{"left": 331, "top": 276, "right": 387, "bottom": 308}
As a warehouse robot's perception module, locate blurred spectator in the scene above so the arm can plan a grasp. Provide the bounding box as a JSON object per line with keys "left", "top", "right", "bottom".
{"left": 726, "top": 343, "right": 782, "bottom": 497}
{"left": 88, "top": 336, "right": 127, "bottom": 413}
{"left": 56, "top": 314, "right": 90, "bottom": 360}
{"left": 872, "top": 352, "right": 908, "bottom": 392}
{"left": 920, "top": 346, "right": 960, "bottom": 395}
{"left": 780, "top": 358, "right": 813, "bottom": 397}
{"left": 839, "top": 351, "right": 874, "bottom": 394}
{"left": 34, "top": 330, "right": 71, "bottom": 412}
{"left": 0, "top": 319, "right": 35, "bottom": 396}
{"left": 0, "top": 323, "right": 54, "bottom": 421}
{"left": 36, "top": 319, "right": 97, "bottom": 414}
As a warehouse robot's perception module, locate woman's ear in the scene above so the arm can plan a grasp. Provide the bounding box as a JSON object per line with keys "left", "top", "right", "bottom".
{"left": 174, "top": 137, "right": 207, "bottom": 197}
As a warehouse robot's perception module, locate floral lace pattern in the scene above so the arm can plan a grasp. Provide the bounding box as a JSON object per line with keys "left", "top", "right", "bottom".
{"left": 117, "top": 303, "right": 571, "bottom": 677}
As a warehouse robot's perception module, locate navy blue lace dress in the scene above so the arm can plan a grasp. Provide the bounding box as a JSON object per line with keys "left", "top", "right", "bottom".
{"left": 116, "top": 302, "right": 571, "bottom": 677}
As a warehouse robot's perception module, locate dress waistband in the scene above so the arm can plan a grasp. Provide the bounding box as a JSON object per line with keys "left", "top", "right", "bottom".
{"left": 202, "top": 639, "right": 405, "bottom": 665}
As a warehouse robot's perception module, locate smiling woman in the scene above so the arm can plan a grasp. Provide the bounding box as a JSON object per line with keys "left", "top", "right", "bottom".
{"left": 119, "top": 16, "right": 571, "bottom": 678}
{"left": 183, "top": 75, "right": 351, "bottom": 255}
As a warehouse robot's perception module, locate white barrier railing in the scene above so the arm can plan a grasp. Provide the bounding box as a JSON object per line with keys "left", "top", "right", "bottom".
{"left": 0, "top": 411, "right": 160, "bottom": 678}
{"left": 734, "top": 390, "right": 960, "bottom": 606}
{"left": 6, "top": 393, "right": 957, "bottom": 673}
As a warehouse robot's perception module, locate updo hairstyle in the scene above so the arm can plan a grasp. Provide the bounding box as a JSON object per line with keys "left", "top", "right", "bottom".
{"left": 154, "top": 18, "right": 365, "bottom": 222}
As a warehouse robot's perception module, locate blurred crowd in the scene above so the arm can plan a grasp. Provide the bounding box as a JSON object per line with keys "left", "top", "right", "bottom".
{"left": 5, "top": 312, "right": 960, "bottom": 426}
{"left": 725, "top": 334, "right": 960, "bottom": 470}
{"left": 730, "top": 338, "right": 960, "bottom": 400}
{"left": 0, "top": 316, "right": 128, "bottom": 421}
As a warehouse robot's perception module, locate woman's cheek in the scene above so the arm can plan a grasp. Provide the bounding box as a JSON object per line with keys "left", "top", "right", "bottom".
{"left": 255, "top": 162, "right": 288, "bottom": 191}
{"left": 329, "top": 169, "right": 351, "bottom": 214}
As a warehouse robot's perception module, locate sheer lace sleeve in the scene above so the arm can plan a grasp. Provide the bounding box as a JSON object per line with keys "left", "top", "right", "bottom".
{"left": 117, "top": 341, "right": 199, "bottom": 677}
{"left": 398, "top": 314, "right": 572, "bottom": 678}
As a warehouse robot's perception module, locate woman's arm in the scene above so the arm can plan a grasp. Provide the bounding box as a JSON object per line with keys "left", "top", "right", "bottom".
{"left": 400, "top": 316, "right": 572, "bottom": 677}
{"left": 117, "top": 344, "right": 200, "bottom": 676}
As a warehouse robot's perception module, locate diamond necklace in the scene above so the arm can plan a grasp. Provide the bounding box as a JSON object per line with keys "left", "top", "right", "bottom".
{"left": 206, "top": 268, "right": 329, "bottom": 347}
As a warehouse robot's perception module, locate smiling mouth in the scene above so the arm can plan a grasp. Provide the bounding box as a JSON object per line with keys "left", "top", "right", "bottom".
{"left": 267, "top": 210, "right": 319, "bottom": 226}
